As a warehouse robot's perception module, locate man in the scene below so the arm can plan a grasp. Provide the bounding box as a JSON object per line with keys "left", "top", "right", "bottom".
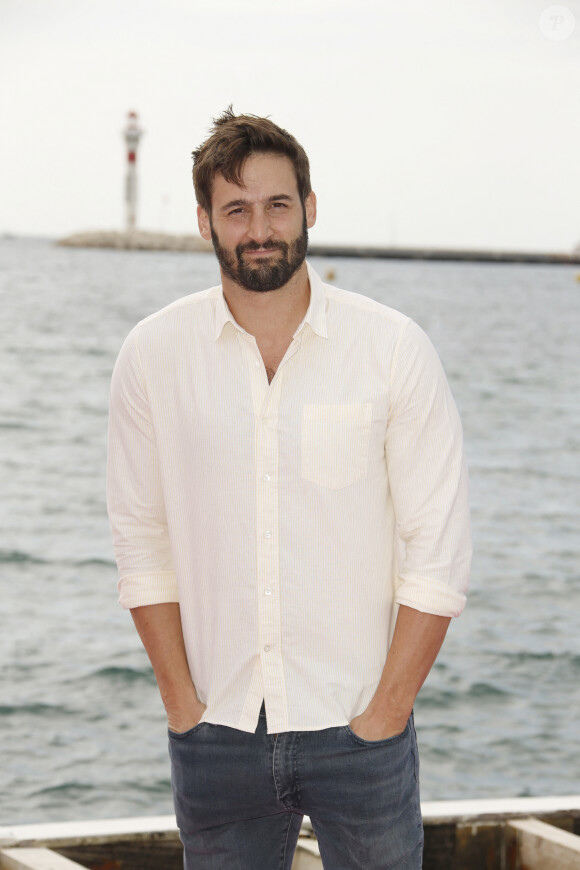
{"left": 107, "top": 108, "right": 471, "bottom": 870}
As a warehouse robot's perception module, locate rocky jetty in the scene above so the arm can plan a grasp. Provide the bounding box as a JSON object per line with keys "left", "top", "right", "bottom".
{"left": 57, "top": 230, "right": 213, "bottom": 253}
{"left": 56, "top": 231, "right": 580, "bottom": 264}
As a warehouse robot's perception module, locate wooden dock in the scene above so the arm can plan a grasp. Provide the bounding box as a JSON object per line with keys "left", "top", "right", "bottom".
{"left": 2, "top": 796, "right": 580, "bottom": 869}
{"left": 0, "top": 795, "right": 580, "bottom": 870}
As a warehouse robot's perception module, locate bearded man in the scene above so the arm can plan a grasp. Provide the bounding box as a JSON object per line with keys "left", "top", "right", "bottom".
{"left": 107, "top": 107, "right": 471, "bottom": 870}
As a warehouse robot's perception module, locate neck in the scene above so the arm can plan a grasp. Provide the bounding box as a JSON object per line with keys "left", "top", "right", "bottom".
{"left": 222, "top": 261, "right": 310, "bottom": 340}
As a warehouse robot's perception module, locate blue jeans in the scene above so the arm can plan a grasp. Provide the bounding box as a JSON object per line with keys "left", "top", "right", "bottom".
{"left": 168, "top": 707, "right": 423, "bottom": 870}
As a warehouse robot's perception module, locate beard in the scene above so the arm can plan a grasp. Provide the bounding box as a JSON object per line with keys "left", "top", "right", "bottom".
{"left": 210, "top": 216, "right": 309, "bottom": 293}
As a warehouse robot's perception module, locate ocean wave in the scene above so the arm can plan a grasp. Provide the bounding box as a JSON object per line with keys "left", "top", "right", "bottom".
{"left": 0, "top": 421, "right": 37, "bottom": 431}
{"left": 419, "top": 682, "right": 510, "bottom": 708}
{"left": 506, "top": 650, "right": 580, "bottom": 665}
{"left": 31, "top": 781, "right": 96, "bottom": 799}
{"left": 0, "top": 549, "right": 48, "bottom": 564}
{"left": 0, "top": 551, "right": 115, "bottom": 568}
{"left": 0, "top": 702, "right": 76, "bottom": 717}
{"left": 85, "top": 666, "right": 156, "bottom": 685}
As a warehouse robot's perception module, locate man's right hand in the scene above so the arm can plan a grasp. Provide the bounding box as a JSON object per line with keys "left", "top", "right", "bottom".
{"left": 166, "top": 699, "right": 207, "bottom": 734}
{"left": 130, "top": 604, "right": 206, "bottom": 735}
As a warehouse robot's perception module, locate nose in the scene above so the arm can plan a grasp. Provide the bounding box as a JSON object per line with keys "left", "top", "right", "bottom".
{"left": 246, "top": 207, "right": 271, "bottom": 243}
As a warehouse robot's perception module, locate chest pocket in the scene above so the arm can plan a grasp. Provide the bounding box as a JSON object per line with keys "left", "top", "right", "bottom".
{"left": 301, "top": 403, "right": 373, "bottom": 490}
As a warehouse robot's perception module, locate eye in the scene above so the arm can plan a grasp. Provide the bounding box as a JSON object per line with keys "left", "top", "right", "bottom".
{"left": 270, "top": 201, "right": 288, "bottom": 210}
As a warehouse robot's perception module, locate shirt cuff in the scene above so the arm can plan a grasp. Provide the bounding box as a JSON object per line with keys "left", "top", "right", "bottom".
{"left": 118, "top": 571, "right": 179, "bottom": 609}
{"left": 395, "top": 576, "right": 467, "bottom": 618}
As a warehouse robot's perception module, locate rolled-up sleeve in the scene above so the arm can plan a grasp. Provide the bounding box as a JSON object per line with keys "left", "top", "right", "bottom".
{"left": 386, "top": 320, "right": 471, "bottom": 617}
{"left": 106, "top": 328, "right": 178, "bottom": 609}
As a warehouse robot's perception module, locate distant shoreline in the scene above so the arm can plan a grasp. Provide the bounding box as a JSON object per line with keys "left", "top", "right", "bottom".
{"left": 309, "top": 243, "right": 580, "bottom": 265}
{"left": 56, "top": 230, "right": 580, "bottom": 265}
{"left": 57, "top": 229, "right": 213, "bottom": 253}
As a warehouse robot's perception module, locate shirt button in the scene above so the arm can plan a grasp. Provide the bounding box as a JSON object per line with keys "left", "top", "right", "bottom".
{"left": 264, "top": 530, "right": 272, "bottom": 539}
{"left": 264, "top": 645, "right": 271, "bottom": 652}
{"left": 263, "top": 473, "right": 271, "bottom": 482}
{"left": 264, "top": 588, "right": 272, "bottom": 596}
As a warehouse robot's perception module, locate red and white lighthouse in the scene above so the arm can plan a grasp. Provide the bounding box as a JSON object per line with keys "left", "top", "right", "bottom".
{"left": 123, "top": 111, "right": 143, "bottom": 232}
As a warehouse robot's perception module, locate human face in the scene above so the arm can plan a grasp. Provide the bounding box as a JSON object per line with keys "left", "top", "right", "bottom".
{"left": 198, "top": 153, "right": 316, "bottom": 293}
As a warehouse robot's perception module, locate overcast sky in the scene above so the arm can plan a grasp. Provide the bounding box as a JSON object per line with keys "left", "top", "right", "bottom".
{"left": 2, "top": 0, "right": 579, "bottom": 251}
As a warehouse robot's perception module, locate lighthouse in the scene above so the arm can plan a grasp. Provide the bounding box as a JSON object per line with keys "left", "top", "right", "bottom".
{"left": 123, "top": 111, "right": 143, "bottom": 232}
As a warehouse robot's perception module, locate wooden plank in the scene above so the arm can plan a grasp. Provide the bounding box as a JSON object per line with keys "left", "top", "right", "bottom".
{"left": 422, "top": 795, "right": 580, "bottom": 824}
{"left": 0, "top": 816, "right": 179, "bottom": 849}
{"left": 58, "top": 838, "right": 183, "bottom": 870}
{"left": 291, "top": 855, "right": 322, "bottom": 870}
{"left": 291, "top": 846, "right": 323, "bottom": 870}
{"left": 454, "top": 822, "right": 504, "bottom": 870}
{"left": 0, "top": 848, "right": 87, "bottom": 870}
{"left": 508, "top": 818, "right": 580, "bottom": 870}
{"left": 291, "top": 836, "right": 322, "bottom": 869}
{"left": 294, "top": 838, "right": 321, "bottom": 856}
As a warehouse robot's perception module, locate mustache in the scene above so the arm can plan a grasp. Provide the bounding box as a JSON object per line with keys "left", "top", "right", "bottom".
{"left": 237, "top": 240, "right": 287, "bottom": 254}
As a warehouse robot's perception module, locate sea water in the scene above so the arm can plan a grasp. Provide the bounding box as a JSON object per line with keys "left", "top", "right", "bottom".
{"left": 1, "top": 237, "right": 579, "bottom": 825}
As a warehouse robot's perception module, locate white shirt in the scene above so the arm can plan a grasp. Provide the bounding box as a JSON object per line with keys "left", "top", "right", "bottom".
{"left": 107, "top": 262, "right": 471, "bottom": 734}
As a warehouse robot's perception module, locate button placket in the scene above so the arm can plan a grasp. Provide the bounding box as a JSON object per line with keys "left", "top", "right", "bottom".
{"left": 254, "top": 369, "right": 287, "bottom": 724}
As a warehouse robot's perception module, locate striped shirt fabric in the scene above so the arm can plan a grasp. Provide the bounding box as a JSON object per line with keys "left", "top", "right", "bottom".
{"left": 107, "top": 262, "right": 471, "bottom": 734}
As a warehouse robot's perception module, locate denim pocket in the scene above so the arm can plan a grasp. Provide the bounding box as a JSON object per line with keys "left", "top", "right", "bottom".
{"left": 301, "top": 403, "right": 372, "bottom": 489}
{"left": 168, "top": 721, "right": 208, "bottom": 740}
{"left": 343, "top": 718, "right": 410, "bottom": 747}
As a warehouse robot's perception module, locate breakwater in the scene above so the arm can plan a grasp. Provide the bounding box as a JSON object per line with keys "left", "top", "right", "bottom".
{"left": 57, "top": 230, "right": 580, "bottom": 264}
{"left": 57, "top": 230, "right": 213, "bottom": 253}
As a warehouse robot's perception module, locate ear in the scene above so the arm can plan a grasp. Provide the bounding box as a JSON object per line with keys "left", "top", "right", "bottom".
{"left": 197, "top": 205, "right": 212, "bottom": 241}
{"left": 305, "top": 191, "right": 317, "bottom": 229}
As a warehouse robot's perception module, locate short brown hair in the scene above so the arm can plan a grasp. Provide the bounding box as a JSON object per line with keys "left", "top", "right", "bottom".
{"left": 192, "top": 106, "right": 311, "bottom": 214}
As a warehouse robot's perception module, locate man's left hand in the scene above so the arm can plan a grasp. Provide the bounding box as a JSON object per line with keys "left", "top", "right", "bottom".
{"left": 349, "top": 706, "right": 410, "bottom": 742}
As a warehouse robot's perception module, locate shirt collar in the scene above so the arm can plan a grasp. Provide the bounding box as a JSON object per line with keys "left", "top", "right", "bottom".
{"left": 214, "top": 287, "right": 239, "bottom": 341}
{"left": 214, "top": 261, "right": 328, "bottom": 342}
{"left": 302, "top": 262, "right": 328, "bottom": 339}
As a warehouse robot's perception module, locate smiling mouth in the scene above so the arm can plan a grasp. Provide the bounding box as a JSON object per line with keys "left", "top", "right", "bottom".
{"left": 243, "top": 246, "right": 280, "bottom": 255}
{"left": 241, "top": 250, "right": 283, "bottom": 264}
